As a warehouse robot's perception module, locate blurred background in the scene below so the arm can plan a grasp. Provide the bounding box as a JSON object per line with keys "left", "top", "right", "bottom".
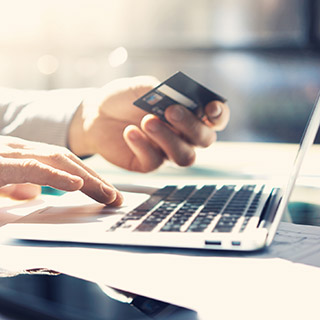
{"left": 0, "top": 0, "right": 320, "bottom": 319}
{"left": 1, "top": 0, "right": 320, "bottom": 143}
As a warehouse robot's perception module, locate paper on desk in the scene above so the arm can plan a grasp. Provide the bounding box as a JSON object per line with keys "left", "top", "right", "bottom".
{"left": 0, "top": 243, "right": 318, "bottom": 320}
{"left": 0, "top": 223, "right": 320, "bottom": 320}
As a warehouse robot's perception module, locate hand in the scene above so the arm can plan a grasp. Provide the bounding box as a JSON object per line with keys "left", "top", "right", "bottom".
{"left": 69, "top": 76, "right": 230, "bottom": 172}
{"left": 0, "top": 136, "right": 123, "bottom": 205}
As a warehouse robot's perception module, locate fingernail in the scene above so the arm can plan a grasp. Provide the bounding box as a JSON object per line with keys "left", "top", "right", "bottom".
{"left": 208, "top": 104, "right": 222, "bottom": 119}
{"left": 127, "top": 129, "right": 140, "bottom": 141}
{"left": 69, "top": 176, "right": 83, "bottom": 186}
{"left": 146, "top": 119, "right": 161, "bottom": 133}
{"left": 101, "top": 184, "right": 117, "bottom": 203}
{"left": 109, "top": 191, "right": 124, "bottom": 207}
{"left": 169, "top": 105, "right": 184, "bottom": 122}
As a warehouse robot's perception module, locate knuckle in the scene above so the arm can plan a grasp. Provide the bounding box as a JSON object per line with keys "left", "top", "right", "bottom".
{"left": 138, "top": 167, "right": 152, "bottom": 173}
{"left": 175, "top": 151, "right": 196, "bottom": 167}
{"left": 182, "top": 123, "right": 202, "bottom": 145}
{"left": 134, "top": 160, "right": 163, "bottom": 174}
{"left": 132, "top": 76, "right": 160, "bottom": 97}
{"left": 199, "top": 132, "right": 217, "bottom": 148}
{"left": 49, "top": 151, "right": 65, "bottom": 163}
{"left": 20, "top": 159, "right": 41, "bottom": 182}
{"left": 139, "top": 75, "right": 160, "bottom": 88}
{"left": 186, "top": 122, "right": 216, "bottom": 147}
{"left": 137, "top": 161, "right": 162, "bottom": 173}
{"left": 22, "top": 158, "right": 39, "bottom": 169}
{"left": 187, "top": 121, "right": 207, "bottom": 145}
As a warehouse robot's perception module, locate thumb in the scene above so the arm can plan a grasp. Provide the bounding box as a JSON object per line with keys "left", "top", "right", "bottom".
{"left": 0, "top": 184, "right": 42, "bottom": 200}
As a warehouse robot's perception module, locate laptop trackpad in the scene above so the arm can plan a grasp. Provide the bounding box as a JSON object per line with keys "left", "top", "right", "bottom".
{"left": 12, "top": 191, "right": 149, "bottom": 225}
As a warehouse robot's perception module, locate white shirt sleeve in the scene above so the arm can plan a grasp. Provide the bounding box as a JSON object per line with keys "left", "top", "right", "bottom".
{"left": 0, "top": 87, "right": 89, "bottom": 147}
{"left": 0, "top": 87, "right": 91, "bottom": 277}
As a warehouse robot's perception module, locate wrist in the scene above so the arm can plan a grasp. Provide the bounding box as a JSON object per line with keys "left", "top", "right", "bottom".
{"left": 68, "top": 102, "right": 94, "bottom": 157}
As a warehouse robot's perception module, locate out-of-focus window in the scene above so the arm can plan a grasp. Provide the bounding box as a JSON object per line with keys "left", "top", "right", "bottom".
{"left": 0, "top": 0, "right": 319, "bottom": 143}
{"left": 0, "top": 0, "right": 306, "bottom": 49}
{"left": 0, "top": 0, "right": 311, "bottom": 88}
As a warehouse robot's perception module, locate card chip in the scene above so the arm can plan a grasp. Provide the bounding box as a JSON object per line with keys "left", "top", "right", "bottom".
{"left": 143, "top": 92, "right": 164, "bottom": 105}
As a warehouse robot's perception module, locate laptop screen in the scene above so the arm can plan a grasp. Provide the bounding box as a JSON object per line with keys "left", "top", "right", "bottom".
{"left": 267, "top": 92, "right": 320, "bottom": 243}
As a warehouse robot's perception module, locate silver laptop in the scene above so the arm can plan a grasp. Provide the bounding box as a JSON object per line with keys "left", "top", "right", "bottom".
{"left": 2, "top": 93, "right": 320, "bottom": 251}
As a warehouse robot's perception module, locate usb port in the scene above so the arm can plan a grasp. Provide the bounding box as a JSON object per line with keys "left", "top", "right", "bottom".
{"left": 205, "top": 240, "right": 221, "bottom": 246}
{"left": 231, "top": 241, "right": 241, "bottom": 246}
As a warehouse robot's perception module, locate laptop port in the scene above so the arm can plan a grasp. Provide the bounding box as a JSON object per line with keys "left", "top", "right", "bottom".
{"left": 231, "top": 241, "right": 241, "bottom": 246}
{"left": 205, "top": 240, "right": 221, "bottom": 246}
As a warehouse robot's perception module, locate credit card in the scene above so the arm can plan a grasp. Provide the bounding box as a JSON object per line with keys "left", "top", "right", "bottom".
{"left": 133, "top": 71, "right": 226, "bottom": 123}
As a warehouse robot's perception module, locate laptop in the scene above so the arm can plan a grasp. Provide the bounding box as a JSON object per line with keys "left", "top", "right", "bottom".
{"left": 2, "top": 93, "right": 320, "bottom": 252}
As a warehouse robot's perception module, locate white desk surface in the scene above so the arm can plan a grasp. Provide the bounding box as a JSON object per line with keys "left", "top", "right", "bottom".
{"left": 0, "top": 221, "right": 320, "bottom": 320}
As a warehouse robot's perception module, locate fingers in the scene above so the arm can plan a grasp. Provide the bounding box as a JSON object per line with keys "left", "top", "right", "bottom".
{"left": 0, "top": 158, "right": 84, "bottom": 190}
{"left": 141, "top": 115, "right": 196, "bottom": 167}
{"left": 58, "top": 152, "right": 124, "bottom": 206}
{"left": 0, "top": 184, "right": 41, "bottom": 200}
{"left": 0, "top": 147, "right": 123, "bottom": 206}
{"left": 164, "top": 101, "right": 229, "bottom": 146}
{"left": 37, "top": 154, "right": 120, "bottom": 205}
{"left": 165, "top": 105, "right": 217, "bottom": 147}
{"left": 123, "top": 125, "right": 166, "bottom": 172}
{"left": 128, "top": 101, "right": 229, "bottom": 169}
{"left": 203, "top": 101, "right": 230, "bottom": 130}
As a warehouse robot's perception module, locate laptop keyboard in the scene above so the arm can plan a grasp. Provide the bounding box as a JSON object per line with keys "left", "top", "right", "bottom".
{"left": 108, "top": 185, "right": 264, "bottom": 233}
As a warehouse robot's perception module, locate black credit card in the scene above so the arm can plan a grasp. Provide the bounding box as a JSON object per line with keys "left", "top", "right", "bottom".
{"left": 133, "top": 71, "right": 226, "bottom": 122}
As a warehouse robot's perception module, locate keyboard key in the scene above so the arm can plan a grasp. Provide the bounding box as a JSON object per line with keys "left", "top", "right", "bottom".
{"left": 134, "top": 196, "right": 163, "bottom": 212}
{"left": 135, "top": 223, "right": 157, "bottom": 232}
{"left": 214, "top": 226, "right": 233, "bottom": 233}
{"left": 152, "top": 185, "right": 178, "bottom": 197}
{"left": 165, "top": 185, "right": 196, "bottom": 201}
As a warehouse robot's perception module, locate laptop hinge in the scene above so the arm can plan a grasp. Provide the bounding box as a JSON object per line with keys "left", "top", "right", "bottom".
{"left": 258, "top": 188, "right": 282, "bottom": 229}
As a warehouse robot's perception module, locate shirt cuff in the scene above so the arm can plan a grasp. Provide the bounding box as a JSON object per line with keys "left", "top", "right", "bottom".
{"left": 0, "top": 88, "right": 92, "bottom": 148}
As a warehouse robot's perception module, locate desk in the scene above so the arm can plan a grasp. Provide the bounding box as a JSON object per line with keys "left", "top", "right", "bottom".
{"left": 1, "top": 222, "right": 320, "bottom": 320}
{"left": 1, "top": 142, "right": 320, "bottom": 320}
